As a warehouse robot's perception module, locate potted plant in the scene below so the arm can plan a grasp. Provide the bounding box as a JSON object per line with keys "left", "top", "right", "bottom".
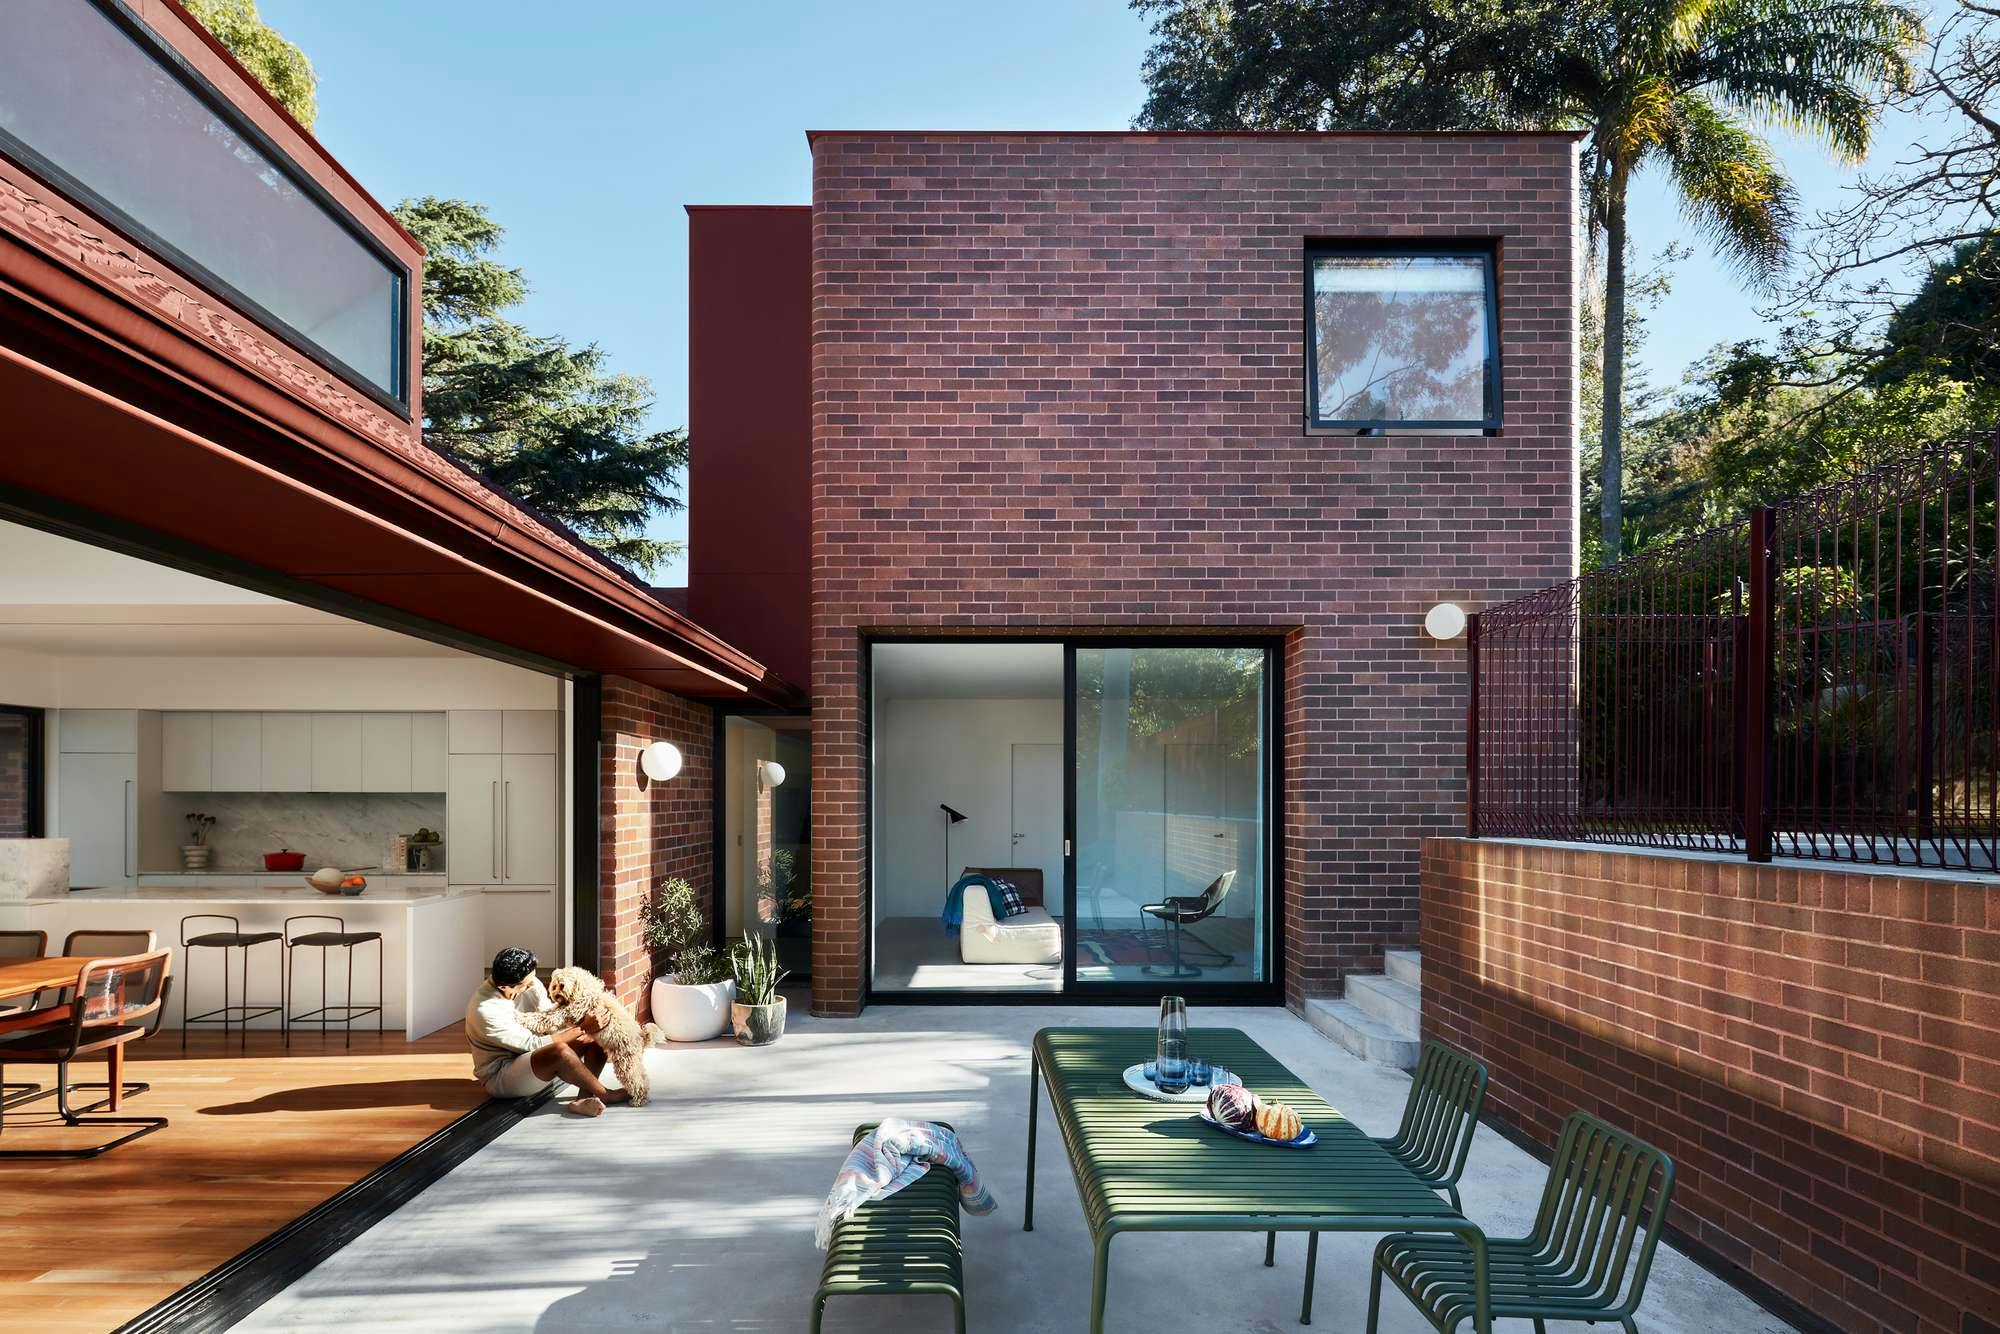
{"left": 182, "top": 813, "right": 215, "bottom": 871}
{"left": 642, "top": 876, "right": 735, "bottom": 1042}
{"left": 728, "top": 931, "right": 790, "bottom": 1046}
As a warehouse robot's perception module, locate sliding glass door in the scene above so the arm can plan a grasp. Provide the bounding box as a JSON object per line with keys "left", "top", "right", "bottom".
{"left": 1070, "top": 644, "right": 1270, "bottom": 990}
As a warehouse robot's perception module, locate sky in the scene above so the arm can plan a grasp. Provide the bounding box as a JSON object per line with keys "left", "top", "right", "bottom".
{"left": 265, "top": 1, "right": 1938, "bottom": 583}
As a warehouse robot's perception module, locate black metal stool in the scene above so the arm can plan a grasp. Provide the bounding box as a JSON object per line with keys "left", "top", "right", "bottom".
{"left": 284, "top": 915, "right": 383, "bottom": 1048}
{"left": 180, "top": 915, "right": 285, "bottom": 1050}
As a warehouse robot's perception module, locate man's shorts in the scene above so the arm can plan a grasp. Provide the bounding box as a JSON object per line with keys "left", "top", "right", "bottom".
{"left": 483, "top": 1050, "right": 554, "bottom": 1099}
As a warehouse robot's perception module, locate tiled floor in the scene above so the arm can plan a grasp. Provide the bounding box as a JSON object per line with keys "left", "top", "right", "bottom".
{"left": 241, "top": 1003, "right": 1790, "bottom": 1333}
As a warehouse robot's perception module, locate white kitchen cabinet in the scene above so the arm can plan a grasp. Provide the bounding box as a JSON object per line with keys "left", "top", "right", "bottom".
{"left": 260, "top": 713, "right": 312, "bottom": 791}
{"left": 59, "top": 751, "right": 137, "bottom": 887}
{"left": 160, "top": 712, "right": 212, "bottom": 791}
{"left": 211, "top": 712, "right": 261, "bottom": 790}
{"left": 481, "top": 885, "right": 560, "bottom": 963}
{"left": 448, "top": 710, "right": 503, "bottom": 755}
{"left": 501, "top": 752, "right": 559, "bottom": 884}
{"left": 361, "top": 713, "right": 413, "bottom": 792}
{"left": 59, "top": 709, "right": 139, "bottom": 754}
{"left": 447, "top": 753, "right": 502, "bottom": 885}
{"left": 310, "top": 713, "right": 363, "bottom": 792}
{"left": 502, "top": 710, "right": 559, "bottom": 755}
{"left": 411, "top": 713, "right": 447, "bottom": 791}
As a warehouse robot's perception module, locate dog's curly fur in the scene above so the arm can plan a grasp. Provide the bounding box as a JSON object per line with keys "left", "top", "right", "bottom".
{"left": 517, "top": 965, "right": 664, "bottom": 1106}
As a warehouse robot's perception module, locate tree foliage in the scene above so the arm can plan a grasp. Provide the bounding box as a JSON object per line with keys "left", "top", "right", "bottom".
{"left": 180, "top": 0, "right": 317, "bottom": 128}
{"left": 395, "top": 198, "right": 688, "bottom": 574}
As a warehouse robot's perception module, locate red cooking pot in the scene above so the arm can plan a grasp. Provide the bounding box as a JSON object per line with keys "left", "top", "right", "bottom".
{"left": 264, "top": 849, "right": 306, "bottom": 872}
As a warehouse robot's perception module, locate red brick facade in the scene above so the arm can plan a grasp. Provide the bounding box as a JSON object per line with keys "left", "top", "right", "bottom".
{"left": 1421, "top": 837, "right": 2000, "bottom": 1334}
{"left": 809, "top": 132, "right": 1581, "bottom": 1013}
{"left": 598, "top": 677, "right": 715, "bottom": 1019}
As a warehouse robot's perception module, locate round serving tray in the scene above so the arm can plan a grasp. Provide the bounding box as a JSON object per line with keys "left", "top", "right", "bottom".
{"left": 1121, "top": 1062, "right": 1238, "bottom": 1103}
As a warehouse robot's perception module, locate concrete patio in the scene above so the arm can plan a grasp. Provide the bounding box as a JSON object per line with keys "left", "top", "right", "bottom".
{"left": 241, "top": 1003, "right": 1787, "bottom": 1333}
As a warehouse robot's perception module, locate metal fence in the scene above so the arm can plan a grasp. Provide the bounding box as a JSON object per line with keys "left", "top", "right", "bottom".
{"left": 1469, "top": 431, "right": 1999, "bottom": 871}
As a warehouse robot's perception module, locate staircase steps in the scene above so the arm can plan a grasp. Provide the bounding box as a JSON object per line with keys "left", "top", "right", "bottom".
{"left": 1303, "top": 950, "right": 1423, "bottom": 1071}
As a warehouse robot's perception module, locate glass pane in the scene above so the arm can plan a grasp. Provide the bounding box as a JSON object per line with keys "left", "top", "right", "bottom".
{"left": 1074, "top": 646, "right": 1266, "bottom": 985}
{"left": 0, "top": 1, "right": 404, "bottom": 398}
{"left": 869, "top": 642, "right": 1065, "bottom": 994}
{"left": 723, "top": 719, "right": 811, "bottom": 977}
{"left": 1311, "top": 253, "right": 1490, "bottom": 424}
{"left": 0, "top": 710, "right": 33, "bottom": 839}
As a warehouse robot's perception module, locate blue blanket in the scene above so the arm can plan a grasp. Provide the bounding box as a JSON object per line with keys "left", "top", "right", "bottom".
{"left": 941, "top": 874, "right": 1004, "bottom": 935}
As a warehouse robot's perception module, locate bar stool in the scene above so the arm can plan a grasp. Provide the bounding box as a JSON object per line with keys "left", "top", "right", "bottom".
{"left": 180, "top": 915, "right": 285, "bottom": 1050}
{"left": 284, "top": 915, "right": 383, "bottom": 1048}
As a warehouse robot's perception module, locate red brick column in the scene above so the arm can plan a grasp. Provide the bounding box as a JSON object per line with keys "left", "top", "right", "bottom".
{"left": 597, "top": 677, "right": 714, "bottom": 1019}
{"left": 1422, "top": 836, "right": 2000, "bottom": 1334}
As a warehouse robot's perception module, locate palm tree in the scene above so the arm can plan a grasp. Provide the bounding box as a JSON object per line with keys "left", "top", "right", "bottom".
{"left": 1537, "top": 0, "right": 1918, "bottom": 561}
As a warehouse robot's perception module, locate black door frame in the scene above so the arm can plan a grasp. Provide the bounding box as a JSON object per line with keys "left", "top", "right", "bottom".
{"left": 864, "top": 632, "right": 1284, "bottom": 1006}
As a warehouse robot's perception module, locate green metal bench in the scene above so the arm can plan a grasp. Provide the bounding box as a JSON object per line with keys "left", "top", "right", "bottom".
{"left": 1367, "top": 1111, "right": 1676, "bottom": 1334}
{"left": 812, "top": 1121, "right": 967, "bottom": 1334}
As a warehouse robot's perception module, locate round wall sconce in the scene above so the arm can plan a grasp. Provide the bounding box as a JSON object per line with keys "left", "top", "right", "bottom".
{"left": 1424, "top": 602, "right": 1468, "bottom": 641}
{"left": 758, "top": 760, "right": 787, "bottom": 789}
{"left": 640, "top": 741, "right": 684, "bottom": 782}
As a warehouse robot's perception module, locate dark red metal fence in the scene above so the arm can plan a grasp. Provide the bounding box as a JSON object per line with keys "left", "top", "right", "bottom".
{"left": 1469, "top": 431, "right": 2000, "bottom": 871}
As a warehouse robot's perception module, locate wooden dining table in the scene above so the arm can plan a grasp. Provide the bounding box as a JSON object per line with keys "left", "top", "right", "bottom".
{"left": 0, "top": 955, "right": 125, "bottom": 1110}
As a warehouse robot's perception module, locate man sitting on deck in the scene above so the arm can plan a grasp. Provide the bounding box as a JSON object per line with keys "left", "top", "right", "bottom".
{"left": 466, "top": 947, "right": 626, "bottom": 1116}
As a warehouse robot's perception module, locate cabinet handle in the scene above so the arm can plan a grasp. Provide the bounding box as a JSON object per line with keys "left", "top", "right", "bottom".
{"left": 491, "top": 780, "right": 500, "bottom": 879}
{"left": 124, "top": 779, "right": 135, "bottom": 878}
{"left": 502, "top": 781, "right": 511, "bottom": 881}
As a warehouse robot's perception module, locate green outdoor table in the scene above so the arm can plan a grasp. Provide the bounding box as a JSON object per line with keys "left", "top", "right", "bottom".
{"left": 1026, "top": 1026, "right": 1490, "bottom": 1334}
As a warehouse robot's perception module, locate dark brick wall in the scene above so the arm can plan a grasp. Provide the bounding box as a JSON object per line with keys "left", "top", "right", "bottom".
{"left": 0, "top": 709, "right": 33, "bottom": 838}
{"left": 598, "top": 677, "right": 714, "bottom": 1019}
{"left": 1422, "top": 837, "right": 2000, "bottom": 1334}
{"left": 809, "top": 132, "right": 1580, "bottom": 1014}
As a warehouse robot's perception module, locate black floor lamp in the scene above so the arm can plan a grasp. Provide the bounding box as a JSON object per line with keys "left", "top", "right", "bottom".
{"left": 940, "top": 803, "right": 968, "bottom": 883}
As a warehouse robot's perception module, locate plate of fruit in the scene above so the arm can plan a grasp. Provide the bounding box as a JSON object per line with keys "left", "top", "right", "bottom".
{"left": 1198, "top": 1082, "right": 1316, "bottom": 1148}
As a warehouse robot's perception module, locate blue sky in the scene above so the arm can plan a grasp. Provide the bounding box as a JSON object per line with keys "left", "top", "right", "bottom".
{"left": 266, "top": 1, "right": 1934, "bottom": 582}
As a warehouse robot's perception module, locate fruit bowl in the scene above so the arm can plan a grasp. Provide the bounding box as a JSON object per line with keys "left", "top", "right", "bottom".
{"left": 306, "top": 867, "right": 366, "bottom": 895}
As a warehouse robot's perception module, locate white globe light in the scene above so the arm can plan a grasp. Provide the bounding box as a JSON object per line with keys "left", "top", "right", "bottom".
{"left": 1424, "top": 602, "right": 1468, "bottom": 641}
{"left": 640, "top": 741, "right": 683, "bottom": 782}
{"left": 759, "top": 760, "right": 787, "bottom": 788}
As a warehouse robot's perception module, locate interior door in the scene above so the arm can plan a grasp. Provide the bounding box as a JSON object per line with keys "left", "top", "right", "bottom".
{"left": 1010, "top": 743, "right": 1064, "bottom": 916}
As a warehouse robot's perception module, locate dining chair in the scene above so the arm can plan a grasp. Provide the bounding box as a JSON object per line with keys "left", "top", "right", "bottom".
{"left": 0, "top": 930, "right": 48, "bottom": 1109}
{"left": 54, "top": 928, "right": 159, "bottom": 1108}
{"left": 1140, "top": 870, "right": 1237, "bottom": 978}
{"left": 0, "top": 949, "right": 173, "bottom": 1158}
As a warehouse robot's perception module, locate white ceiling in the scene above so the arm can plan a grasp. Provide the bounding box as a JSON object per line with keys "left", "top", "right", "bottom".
{"left": 0, "top": 521, "right": 464, "bottom": 659}
{"left": 871, "top": 642, "right": 1063, "bottom": 699}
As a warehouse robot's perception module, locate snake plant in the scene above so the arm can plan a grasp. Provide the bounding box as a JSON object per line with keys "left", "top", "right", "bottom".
{"left": 728, "top": 932, "right": 789, "bottom": 1006}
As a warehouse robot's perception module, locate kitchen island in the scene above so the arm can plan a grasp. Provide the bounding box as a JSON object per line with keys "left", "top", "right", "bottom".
{"left": 0, "top": 881, "right": 484, "bottom": 1038}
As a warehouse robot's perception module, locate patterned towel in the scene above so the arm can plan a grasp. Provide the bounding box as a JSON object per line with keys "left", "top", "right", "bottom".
{"left": 814, "top": 1117, "right": 998, "bottom": 1248}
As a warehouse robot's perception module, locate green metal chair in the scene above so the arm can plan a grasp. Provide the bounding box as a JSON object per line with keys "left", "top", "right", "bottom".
{"left": 1366, "top": 1111, "right": 1677, "bottom": 1334}
{"left": 812, "top": 1121, "right": 967, "bottom": 1334}
{"left": 1265, "top": 1038, "right": 1487, "bottom": 1271}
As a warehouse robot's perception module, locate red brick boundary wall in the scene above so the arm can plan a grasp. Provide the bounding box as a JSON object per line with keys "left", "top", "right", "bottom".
{"left": 598, "top": 677, "right": 714, "bottom": 1019}
{"left": 809, "top": 131, "right": 1581, "bottom": 1015}
{"left": 1421, "top": 837, "right": 2000, "bottom": 1334}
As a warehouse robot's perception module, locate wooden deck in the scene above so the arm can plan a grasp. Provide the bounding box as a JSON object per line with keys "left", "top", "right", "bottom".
{"left": 0, "top": 1028, "right": 482, "bottom": 1333}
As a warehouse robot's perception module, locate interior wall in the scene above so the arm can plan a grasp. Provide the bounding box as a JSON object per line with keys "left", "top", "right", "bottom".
{"left": 873, "top": 695, "right": 1063, "bottom": 920}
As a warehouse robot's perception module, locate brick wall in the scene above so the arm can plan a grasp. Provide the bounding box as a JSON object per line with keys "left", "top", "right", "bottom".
{"left": 1421, "top": 837, "right": 2000, "bottom": 1334}
{"left": 598, "top": 677, "right": 714, "bottom": 1019}
{"left": 0, "top": 709, "right": 32, "bottom": 838}
{"left": 810, "top": 132, "right": 1580, "bottom": 1014}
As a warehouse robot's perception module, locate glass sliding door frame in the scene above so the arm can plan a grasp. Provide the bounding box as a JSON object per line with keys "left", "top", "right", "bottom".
{"left": 1062, "top": 638, "right": 1282, "bottom": 1003}
{"left": 862, "top": 632, "right": 1282, "bottom": 1006}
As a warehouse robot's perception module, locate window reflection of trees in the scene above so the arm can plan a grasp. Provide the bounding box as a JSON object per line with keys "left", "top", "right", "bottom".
{"left": 1313, "top": 258, "right": 1488, "bottom": 423}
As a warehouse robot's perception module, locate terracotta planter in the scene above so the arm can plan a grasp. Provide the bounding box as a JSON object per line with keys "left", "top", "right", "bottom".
{"left": 730, "top": 996, "right": 787, "bottom": 1046}
{"left": 648, "top": 975, "right": 734, "bottom": 1042}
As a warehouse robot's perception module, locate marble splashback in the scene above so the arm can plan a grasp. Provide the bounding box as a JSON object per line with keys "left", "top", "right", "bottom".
{"left": 160, "top": 793, "right": 445, "bottom": 873}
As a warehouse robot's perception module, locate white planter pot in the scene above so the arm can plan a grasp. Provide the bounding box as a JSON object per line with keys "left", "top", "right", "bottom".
{"left": 649, "top": 975, "right": 736, "bottom": 1042}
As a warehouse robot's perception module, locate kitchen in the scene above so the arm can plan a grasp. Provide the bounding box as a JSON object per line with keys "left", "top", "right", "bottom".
{"left": 0, "top": 521, "right": 572, "bottom": 1038}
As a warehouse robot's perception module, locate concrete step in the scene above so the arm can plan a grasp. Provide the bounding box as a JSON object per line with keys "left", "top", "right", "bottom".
{"left": 1346, "top": 973, "right": 1421, "bottom": 1037}
{"left": 1384, "top": 948, "right": 1422, "bottom": 989}
{"left": 1304, "top": 997, "right": 1421, "bottom": 1070}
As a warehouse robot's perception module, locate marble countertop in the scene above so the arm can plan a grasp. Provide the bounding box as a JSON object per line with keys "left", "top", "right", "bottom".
{"left": 60, "top": 882, "right": 474, "bottom": 905}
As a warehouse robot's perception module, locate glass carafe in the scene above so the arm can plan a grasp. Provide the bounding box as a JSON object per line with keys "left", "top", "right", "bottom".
{"left": 1156, "top": 995, "right": 1189, "bottom": 1092}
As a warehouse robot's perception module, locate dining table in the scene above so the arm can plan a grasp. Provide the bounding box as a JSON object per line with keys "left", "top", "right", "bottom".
{"left": 1026, "top": 1026, "right": 1491, "bottom": 1332}
{"left": 0, "top": 955, "right": 125, "bottom": 1110}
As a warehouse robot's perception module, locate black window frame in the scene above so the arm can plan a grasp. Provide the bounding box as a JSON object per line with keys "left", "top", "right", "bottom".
{"left": 0, "top": 0, "right": 412, "bottom": 416}
{"left": 1303, "top": 241, "right": 1501, "bottom": 435}
{"left": 0, "top": 704, "right": 46, "bottom": 839}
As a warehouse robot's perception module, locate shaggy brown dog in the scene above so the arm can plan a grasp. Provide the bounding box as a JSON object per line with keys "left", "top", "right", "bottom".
{"left": 517, "top": 966, "right": 664, "bottom": 1106}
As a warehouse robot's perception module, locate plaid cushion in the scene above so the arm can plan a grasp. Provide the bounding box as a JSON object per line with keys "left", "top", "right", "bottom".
{"left": 992, "top": 878, "right": 1029, "bottom": 918}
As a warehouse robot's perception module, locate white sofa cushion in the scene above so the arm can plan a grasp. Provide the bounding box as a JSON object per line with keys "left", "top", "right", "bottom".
{"left": 960, "top": 888, "right": 1063, "bottom": 965}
